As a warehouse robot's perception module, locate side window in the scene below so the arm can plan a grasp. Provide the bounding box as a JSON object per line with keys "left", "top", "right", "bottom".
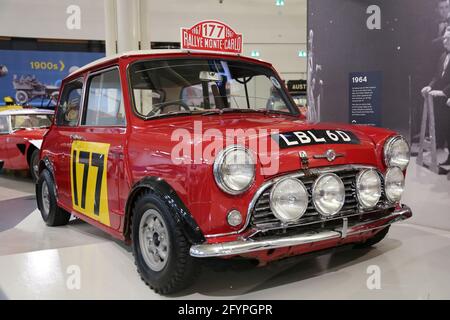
{"left": 56, "top": 79, "right": 84, "bottom": 127}
{"left": 83, "top": 68, "right": 125, "bottom": 126}
{"left": 0, "top": 115, "right": 10, "bottom": 134}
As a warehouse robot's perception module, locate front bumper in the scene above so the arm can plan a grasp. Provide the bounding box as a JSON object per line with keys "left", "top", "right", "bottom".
{"left": 190, "top": 205, "right": 412, "bottom": 258}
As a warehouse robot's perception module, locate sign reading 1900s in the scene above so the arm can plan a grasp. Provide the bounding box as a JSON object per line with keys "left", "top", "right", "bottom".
{"left": 181, "top": 20, "right": 243, "bottom": 54}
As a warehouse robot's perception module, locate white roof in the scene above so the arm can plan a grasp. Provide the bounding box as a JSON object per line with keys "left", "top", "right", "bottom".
{"left": 0, "top": 108, "right": 54, "bottom": 116}
{"left": 71, "top": 49, "right": 186, "bottom": 75}
{"left": 71, "top": 49, "right": 266, "bottom": 76}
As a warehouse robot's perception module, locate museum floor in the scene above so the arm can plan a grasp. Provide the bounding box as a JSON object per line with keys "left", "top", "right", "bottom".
{"left": 1, "top": 158, "right": 450, "bottom": 300}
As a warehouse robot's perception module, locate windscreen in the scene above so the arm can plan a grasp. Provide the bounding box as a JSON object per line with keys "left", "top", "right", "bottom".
{"left": 11, "top": 114, "right": 53, "bottom": 130}
{"left": 129, "top": 58, "right": 295, "bottom": 118}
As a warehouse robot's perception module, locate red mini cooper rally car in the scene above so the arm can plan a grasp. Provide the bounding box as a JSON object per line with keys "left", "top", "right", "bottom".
{"left": 36, "top": 50, "right": 412, "bottom": 294}
{"left": 0, "top": 108, "right": 54, "bottom": 181}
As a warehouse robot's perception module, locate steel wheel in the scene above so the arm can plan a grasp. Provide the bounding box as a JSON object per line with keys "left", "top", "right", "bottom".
{"left": 139, "top": 208, "right": 170, "bottom": 272}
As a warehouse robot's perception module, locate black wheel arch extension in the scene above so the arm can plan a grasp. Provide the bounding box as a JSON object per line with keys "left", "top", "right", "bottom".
{"left": 124, "top": 177, "right": 206, "bottom": 245}
{"left": 38, "top": 156, "right": 55, "bottom": 176}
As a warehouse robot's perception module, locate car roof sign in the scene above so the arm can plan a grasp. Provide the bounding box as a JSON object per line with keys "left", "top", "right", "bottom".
{"left": 181, "top": 20, "right": 243, "bottom": 55}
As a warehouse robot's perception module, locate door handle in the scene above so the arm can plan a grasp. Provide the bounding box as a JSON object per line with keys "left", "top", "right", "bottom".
{"left": 70, "top": 134, "right": 85, "bottom": 141}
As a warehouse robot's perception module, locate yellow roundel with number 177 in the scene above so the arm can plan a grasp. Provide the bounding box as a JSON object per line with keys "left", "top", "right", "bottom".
{"left": 70, "top": 141, "right": 110, "bottom": 227}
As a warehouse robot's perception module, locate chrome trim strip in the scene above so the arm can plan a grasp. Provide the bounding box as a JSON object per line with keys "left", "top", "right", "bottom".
{"left": 205, "top": 164, "right": 376, "bottom": 238}
{"left": 191, "top": 205, "right": 412, "bottom": 258}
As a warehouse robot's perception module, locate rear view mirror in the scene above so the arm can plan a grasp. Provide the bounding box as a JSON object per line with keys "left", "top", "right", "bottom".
{"left": 199, "top": 71, "right": 222, "bottom": 82}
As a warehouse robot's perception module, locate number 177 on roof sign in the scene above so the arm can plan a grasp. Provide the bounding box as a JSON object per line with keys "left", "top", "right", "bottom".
{"left": 181, "top": 20, "right": 243, "bottom": 54}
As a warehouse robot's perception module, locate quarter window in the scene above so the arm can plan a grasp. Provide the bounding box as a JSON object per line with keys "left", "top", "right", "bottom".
{"left": 56, "top": 79, "right": 83, "bottom": 127}
{"left": 83, "top": 68, "right": 125, "bottom": 126}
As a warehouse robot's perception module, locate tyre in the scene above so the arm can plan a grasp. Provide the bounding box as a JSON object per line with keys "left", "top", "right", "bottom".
{"left": 15, "top": 90, "right": 28, "bottom": 104}
{"left": 29, "top": 149, "right": 40, "bottom": 182}
{"left": 36, "top": 169, "right": 71, "bottom": 226}
{"left": 131, "top": 190, "right": 199, "bottom": 295}
{"left": 354, "top": 226, "right": 390, "bottom": 249}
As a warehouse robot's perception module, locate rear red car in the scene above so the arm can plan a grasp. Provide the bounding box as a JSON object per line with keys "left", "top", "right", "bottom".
{"left": 0, "top": 109, "right": 53, "bottom": 181}
{"left": 36, "top": 50, "right": 412, "bottom": 294}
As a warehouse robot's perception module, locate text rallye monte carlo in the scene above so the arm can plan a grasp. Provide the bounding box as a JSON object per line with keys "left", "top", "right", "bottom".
{"left": 36, "top": 23, "right": 412, "bottom": 295}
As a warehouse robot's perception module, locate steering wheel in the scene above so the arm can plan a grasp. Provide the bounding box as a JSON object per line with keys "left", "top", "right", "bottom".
{"left": 146, "top": 101, "right": 191, "bottom": 117}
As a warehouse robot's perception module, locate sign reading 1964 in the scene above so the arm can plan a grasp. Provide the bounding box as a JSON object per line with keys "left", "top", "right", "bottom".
{"left": 351, "top": 76, "right": 368, "bottom": 84}
{"left": 349, "top": 71, "right": 382, "bottom": 127}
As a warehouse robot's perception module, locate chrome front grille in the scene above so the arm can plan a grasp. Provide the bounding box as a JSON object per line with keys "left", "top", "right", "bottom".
{"left": 250, "top": 167, "right": 386, "bottom": 230}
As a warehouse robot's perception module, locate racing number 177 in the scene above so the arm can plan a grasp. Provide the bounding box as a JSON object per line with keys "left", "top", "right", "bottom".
{"left": 70, "top": 141, "right": 110, "bottom": 226}
{"left": 72, "top": 150, "right": 104, "bottom": 215}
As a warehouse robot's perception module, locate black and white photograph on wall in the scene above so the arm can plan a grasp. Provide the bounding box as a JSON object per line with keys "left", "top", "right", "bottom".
{"left": 307, "top": 0, "right": 450, "bottom": 177}
{"left": 307, "top": 29, "right": 323, "bottom": 122}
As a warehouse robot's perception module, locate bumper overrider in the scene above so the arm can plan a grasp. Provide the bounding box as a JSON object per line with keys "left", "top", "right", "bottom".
{"left": 190, "top": 205, "right": 412, "bottom": 258}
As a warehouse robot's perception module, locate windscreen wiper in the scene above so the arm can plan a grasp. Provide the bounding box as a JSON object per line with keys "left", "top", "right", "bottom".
{"left": 201, "top": 108, "right": 287, "bottom": 116}
{"left": 144, "top": 110, "right": 195, "bottom": 120}
{"left": 201, "top": 108, "right": 265, "bottom": 116}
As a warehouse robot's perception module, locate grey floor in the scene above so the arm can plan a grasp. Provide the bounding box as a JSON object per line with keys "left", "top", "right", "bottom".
{"left": 0, "top": 158, "right": 450, "bottom": 299}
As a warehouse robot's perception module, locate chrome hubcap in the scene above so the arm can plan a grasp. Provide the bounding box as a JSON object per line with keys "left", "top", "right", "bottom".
{"left": 139, "top": 209, "right": 170, "bottom": 272}
{"left": 41, "top": 181, "right": 50, "bottom": 216}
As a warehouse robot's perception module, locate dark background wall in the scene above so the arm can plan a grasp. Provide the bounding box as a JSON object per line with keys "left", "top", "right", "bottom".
{"left": 308, "top": 0, "right": 440, "bottom": 140}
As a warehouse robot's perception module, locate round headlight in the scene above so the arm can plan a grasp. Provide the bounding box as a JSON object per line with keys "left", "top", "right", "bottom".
{"left": 213, "top": 146, "right": 255, "bottom": 195}
{"left": 384, "top": 136, "right": 410, "bottom": 170}
{"left": 385, "top": 167, "right": 405, "bottom": 203}
{"left": 270, "top": 178, "right": 309, "bottom": 223}
{"left": 312, "top": 173, "right": 345, "bottom": 217}
{"left": 356, "top": 169, "right": 382, "bottom": 209}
